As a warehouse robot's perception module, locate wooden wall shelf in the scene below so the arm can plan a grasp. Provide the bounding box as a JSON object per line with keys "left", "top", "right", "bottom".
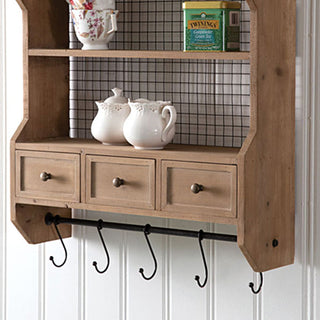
{"left": 28, "top": 49, "right": 250, "bottom": 60}
{"left": 11, "top": 0, "right": 296, "bottom": 273}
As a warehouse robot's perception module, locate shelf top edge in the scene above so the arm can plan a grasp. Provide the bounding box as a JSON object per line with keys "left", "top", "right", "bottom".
{"left": 15, "top": 137, "right": 240, "bottom": 164}
{"left": 28, "top": 49, "right": 250, "bottom": 61}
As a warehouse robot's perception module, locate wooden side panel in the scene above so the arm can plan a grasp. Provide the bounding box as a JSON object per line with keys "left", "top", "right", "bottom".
{"left": 237, "top": 0, "right": 295, "bottom": 271}
{"left": 11, "top": 204, "right": 71, "bottom": 244}
{"left": 11, "top": 1, "right": 71, "bottom": 244}
{"left": 17, "top": 56, "right": 69, "bottom": 141}
{"left": 17, "top": 0, "right": 68, "bottom": 48}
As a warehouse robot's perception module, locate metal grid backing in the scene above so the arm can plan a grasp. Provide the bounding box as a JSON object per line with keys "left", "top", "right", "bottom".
{"left": 69, "top": 0, "right": 250, "bottom": 147}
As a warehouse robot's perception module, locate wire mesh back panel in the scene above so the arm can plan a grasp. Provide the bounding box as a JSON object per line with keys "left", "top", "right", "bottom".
{"left": 69, "top": 0, "right": 250, "bottom": 147}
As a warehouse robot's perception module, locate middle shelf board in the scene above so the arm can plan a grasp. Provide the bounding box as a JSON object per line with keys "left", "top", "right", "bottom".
{"left": 28, "top": 49, "right": 250, "bottom": 61}
{"left": 15, "top": 138, "right": 240, "bottom": 164}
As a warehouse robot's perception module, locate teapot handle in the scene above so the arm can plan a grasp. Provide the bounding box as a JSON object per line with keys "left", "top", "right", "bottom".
{"left": 161, "top": 106, "right": 177, "bottom": 143}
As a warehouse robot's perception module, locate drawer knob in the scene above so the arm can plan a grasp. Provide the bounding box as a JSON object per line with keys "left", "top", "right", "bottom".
{"left": 40, "top": 171, "right": 51, "bottom": 182}
{"left": 191, "top": 183, "right": 203, "bottom": 194}
{"left": 112, "top": 177, "right": 124, "bottom": 188}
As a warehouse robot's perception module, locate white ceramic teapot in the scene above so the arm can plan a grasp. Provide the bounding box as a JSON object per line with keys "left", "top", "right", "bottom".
{"left": 123, "top": 99, "right": 177, "bottom": 149}
{"left": 91, "top": 88, "right": 130, "bottom": 145}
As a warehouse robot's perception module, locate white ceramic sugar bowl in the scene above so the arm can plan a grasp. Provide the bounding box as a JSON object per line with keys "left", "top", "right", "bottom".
{"left": 91, "top": 88, "right": 130, "bottom": 145}
{"left": 123, "top": 99, "right": 177, "bottom": 150}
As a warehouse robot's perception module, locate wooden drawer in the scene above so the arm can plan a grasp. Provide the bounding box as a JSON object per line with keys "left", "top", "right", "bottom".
{"left": 16, "top": 151, "right": 80, "bottom": 202}
{"left": 86, "top": 155, "right": 155, "bottom": 209}
{"left": 161, "top": 161, "right": 237, "bottom": 218}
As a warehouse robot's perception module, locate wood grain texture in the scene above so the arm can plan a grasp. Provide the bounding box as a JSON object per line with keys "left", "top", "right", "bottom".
{"left": 86, "top": 155, "right": 156, "bottom": 209}
{"left": 11, "top": 0, "right": 70, "bottom": 243}
{"left": 17, "top": 57, "right": 69, "bottom": 141}
{"left": 15, "top": 138, "right": 240, "bottom": 164}
{"left": 16, "top": 150, "right": 80, "bottom": 202}
{"left": 11, "top": 204, "right": 71, "bottom": 244}
{"left": 17, "top": 0, "right": 68, "bottom": 48}
{"left": 161, "top": 161, "right": 237, "bottom": 219}
{"left": 28, "top": 49, "right": 250, "bottom": 61}
{"left": 237, "top": 0, "right": 296, "bottom": 272}
{"left": 13, "top": 196, "right": 238, "bottom": 226}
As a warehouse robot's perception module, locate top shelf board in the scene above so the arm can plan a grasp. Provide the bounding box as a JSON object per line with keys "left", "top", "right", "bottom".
{"left": 28, "top": 49, "right": 250, "bottom": 61}
{"left": 15, "top": 138, "right": 240, "bottom": 165}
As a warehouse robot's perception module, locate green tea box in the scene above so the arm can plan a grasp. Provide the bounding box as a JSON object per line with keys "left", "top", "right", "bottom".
{"left": 183, "top": 1, "right": 241, "bottom": 51}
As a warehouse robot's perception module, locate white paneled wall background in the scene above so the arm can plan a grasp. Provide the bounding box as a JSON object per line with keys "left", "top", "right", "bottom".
{"left": 1, "top": 0, "right": 320, "bottom": 320}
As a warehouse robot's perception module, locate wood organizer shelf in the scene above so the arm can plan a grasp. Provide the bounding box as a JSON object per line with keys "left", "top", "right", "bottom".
{"left": 28, "top": 49, "right": 250, "bottom": 60}
{"left": 11, "top": 0, "right": 295, "bottom": 273}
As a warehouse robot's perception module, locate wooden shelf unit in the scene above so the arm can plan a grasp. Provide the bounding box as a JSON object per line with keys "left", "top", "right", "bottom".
{"left": 11, "top": 0, "right": 296, "bottom": 272}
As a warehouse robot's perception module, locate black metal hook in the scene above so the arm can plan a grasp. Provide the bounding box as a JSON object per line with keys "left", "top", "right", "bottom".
{"left": 195, "top": 230, "right": 208, "bottom": 288}
{"left": 249, "top": 272, "right": 263, "bottom": 294}
{"left": 139, "top": 224, "right": 158, "bottom": 280}
{"left": 92, "top": 219, "right": 110, "bottom": 274}
{"left": 49, "top": 217, "right": 68, "bottom": 268}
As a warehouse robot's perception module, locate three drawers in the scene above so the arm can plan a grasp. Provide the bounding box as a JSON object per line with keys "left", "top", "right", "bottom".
{"left": 16, "top": 151, "right": 80, "bottom": 202}
{"left": 86, "top": 155, "right": 155, "bottom": 209}
{"left": 161, "top": 161, "right": 237, "bottom": 218}
{"left": 15, "top": 150, "right": 236, "bottom": 217}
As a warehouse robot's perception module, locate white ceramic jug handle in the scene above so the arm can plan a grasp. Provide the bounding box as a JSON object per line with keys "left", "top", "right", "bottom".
{"left": 106, "top": 13, "right": 117, "bottom": 35}
{"left": 161, "top": 106, "right": 177, "bottom": 143}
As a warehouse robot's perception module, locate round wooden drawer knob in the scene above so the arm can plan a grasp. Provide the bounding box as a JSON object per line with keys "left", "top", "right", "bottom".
{"left": 112, "top": 177, "right": 124, "bottom": 188}
{"left": 40, "top": 171, "right": 51, "bottom": 181}
{"left": 191, "top": 183, "right": 203, "bottom": 194}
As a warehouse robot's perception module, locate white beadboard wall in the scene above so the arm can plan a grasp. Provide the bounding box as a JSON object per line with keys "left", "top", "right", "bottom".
{"left": 1, "top": 0, "right": 319, "bottom": 319}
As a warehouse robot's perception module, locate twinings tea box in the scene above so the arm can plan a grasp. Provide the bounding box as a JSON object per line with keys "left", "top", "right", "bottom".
{"left": 183, "top": 1, "right": 241, "bottom": 51}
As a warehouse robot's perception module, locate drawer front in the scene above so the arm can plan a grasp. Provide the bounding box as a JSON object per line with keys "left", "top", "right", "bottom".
{"left": 86, "top": 155, "right": 155, "bottom": 209}
{"left": 161, "top": 161, "right": 237, "bottom": 218}
{"left": 16, "top": 151, "right": 80, "bottom": 202}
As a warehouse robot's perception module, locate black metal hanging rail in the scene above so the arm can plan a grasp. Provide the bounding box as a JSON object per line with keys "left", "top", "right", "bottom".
{"left": 44, "top": 213, "right": 263, "bottom": 294}
{"left": 45, "top": 213, "right": 237, "bottom": 243}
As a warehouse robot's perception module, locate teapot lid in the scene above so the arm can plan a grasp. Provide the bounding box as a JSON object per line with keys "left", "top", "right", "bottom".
{"left": 104, "top": 88, "right": 128, "bottom": 104}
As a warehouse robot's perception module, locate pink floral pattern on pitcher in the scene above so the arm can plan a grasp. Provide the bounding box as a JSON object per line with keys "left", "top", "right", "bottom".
{"left": 66, "top": 0, "right": 115, "bottom": 10}
{"left": 72, "top": 10, "right": 106, "bottom": 41}
{"left": 71, "top": 9, "right": 118, "bottom": 50}
{"left": 69, "top": 0, "right": 94, "bottom": 10}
